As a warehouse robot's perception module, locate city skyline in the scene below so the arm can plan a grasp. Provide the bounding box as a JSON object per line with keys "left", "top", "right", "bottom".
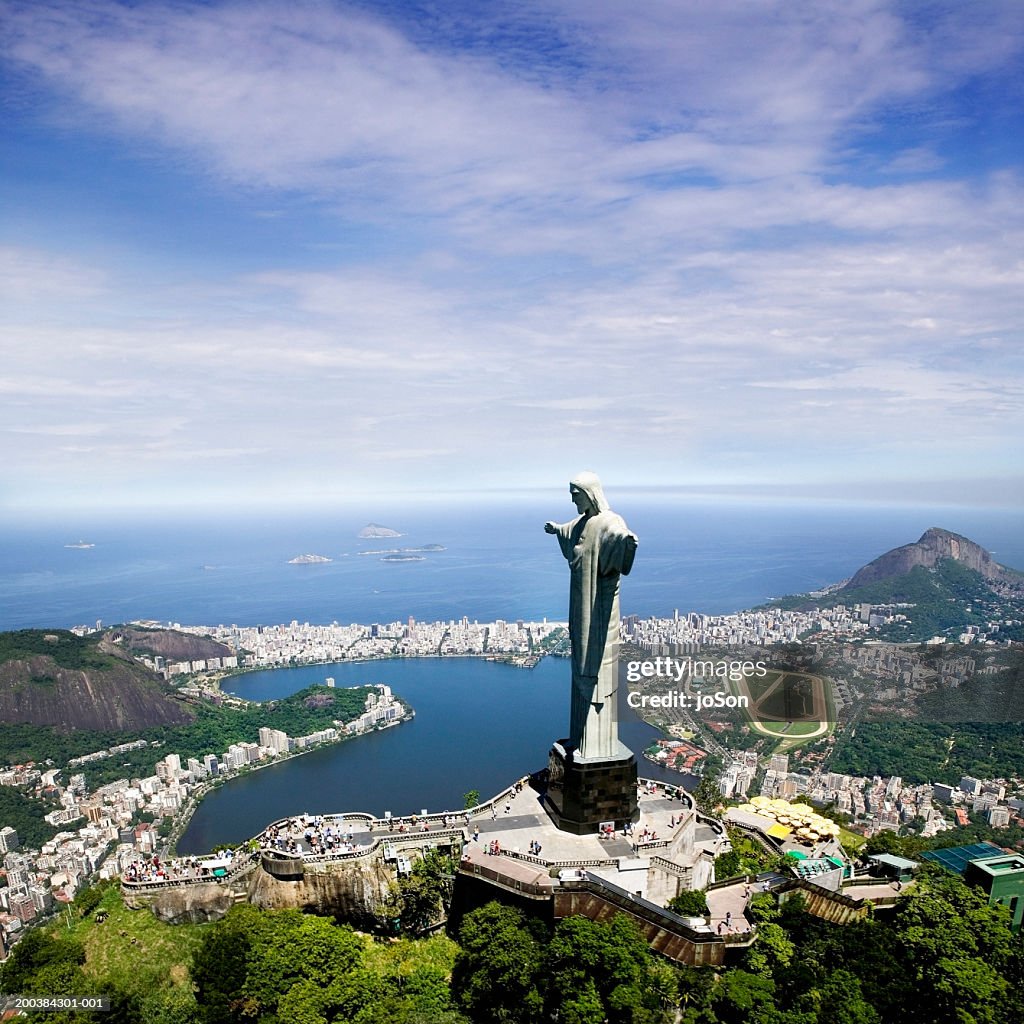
{"left": 2, "top": 1, "right": 1023, "bottom": 513}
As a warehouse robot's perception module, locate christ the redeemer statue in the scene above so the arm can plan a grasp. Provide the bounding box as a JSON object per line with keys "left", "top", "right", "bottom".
{"left": 545, "top": 472, "right": 637, "bottom": 762}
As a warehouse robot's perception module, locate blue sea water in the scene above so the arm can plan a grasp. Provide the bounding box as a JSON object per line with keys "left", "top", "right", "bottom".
{"left": 4, "top": 496, "right": 1023, "bottom": 853}
{"left": 2, "top": 498, "right": 1022, "bottom": 631}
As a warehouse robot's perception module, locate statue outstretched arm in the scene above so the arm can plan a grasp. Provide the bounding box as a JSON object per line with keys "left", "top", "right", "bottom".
{"left": 544, "top": 518, "right": 576, "bottom": 560}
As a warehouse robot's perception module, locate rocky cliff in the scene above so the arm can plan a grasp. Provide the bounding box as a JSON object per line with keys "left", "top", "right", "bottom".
{"left": 136, "top": 882, "right": 240, "bottom": 925}
{"left": 127, "top": 858, "right": 395, "bottom": 927}
{"left": 247, "top": 857, "right": 394, "bottom": 930}
{"left": 0, "top": 631, "right": 194, "bottom": 732}
{"left": 107, "top": 626, "right": 233, "bottom": 663}
{"left": 843, "top": 527, "right": 1011, "bottom": 590}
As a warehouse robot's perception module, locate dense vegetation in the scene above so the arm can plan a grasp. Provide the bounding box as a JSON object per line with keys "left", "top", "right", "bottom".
{"left": 451, "top": 903, "right": 672, "bottom": 1024}
{"left": 0, "top": 785, "right": 60, "bottom": 848}
{"left": 379, "top": 848, "right": 456, "bottom": 935}
{"left": 831, "top": 719, "right": 1024, "bottom": 784}
{"left": 191, "top": 904, "right": 465, "bottom": 1024}
{"left": 4, "top": 869, "right": 1022, "bottom": 1024}
{"left": 713, "top": 826, "right": 784, "bottom": 880}
{"left": 762, "top": 559, "right": 1024, "bottom": 642}
{"left": 0, "top": 885, "right": 465, "bottom": 1024}
{"left": 0, "top": 630, "right": 122, "bottom": 671}
{"left": 1, "top": 685, "right": 381, "bottom": 788}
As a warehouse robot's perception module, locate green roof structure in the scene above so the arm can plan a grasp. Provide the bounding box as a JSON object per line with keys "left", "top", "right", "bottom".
{"left": 920, "top": 842, "right": 1004, "bottom": 874}
{"left": 922, "top": 842, "right": 1023, "bottom": 931}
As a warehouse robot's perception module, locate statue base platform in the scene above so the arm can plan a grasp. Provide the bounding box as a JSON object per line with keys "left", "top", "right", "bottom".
{"left": 545, "top": 740, "right": 639, "bottom": 835}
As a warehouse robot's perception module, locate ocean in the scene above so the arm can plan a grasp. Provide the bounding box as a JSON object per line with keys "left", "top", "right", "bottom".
{"left": 3, "top": 498, "right": 1022, "bottom": 631}
{"left": 4, "top": 496, "right": 1023, "bottom": 852}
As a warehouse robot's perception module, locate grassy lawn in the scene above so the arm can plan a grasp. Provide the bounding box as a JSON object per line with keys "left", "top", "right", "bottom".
{"left": 839, "top": 826, "right": 867, "bottom": 852}
{"left": 742, "top": 670, "right": 783, "bottom": 702}
{"left": 782, "top": 721, "right": 824, "bottom": 736}
{"left": 59, "top": 884, "right": 209, "bottom": 1010}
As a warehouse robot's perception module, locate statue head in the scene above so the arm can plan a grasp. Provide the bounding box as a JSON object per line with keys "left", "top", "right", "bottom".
{"left": 569, "top": 472, "right": 609, "bottom": 514}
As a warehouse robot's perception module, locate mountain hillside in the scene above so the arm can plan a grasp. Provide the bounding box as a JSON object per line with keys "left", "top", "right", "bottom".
{"left": 107, "top": 625, "right": 232, "bottom": 663}
{"left": 843, "top": 527, "right": 1015, "bottom": 590}
{"left": 764, "top": 528, "right": 1024, "bottom": 641}
{"left": 0, "top": 630, "right": 194, "bottom": 733}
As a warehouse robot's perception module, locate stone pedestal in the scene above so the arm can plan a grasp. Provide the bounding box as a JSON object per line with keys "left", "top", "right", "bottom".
{"left": 546, "top": 740, "right": 638, "bottom": 835}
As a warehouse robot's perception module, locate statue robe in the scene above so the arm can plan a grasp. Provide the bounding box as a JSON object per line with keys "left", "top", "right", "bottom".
{"left": 552, "top": 509, "right": 637, "bottom": 760}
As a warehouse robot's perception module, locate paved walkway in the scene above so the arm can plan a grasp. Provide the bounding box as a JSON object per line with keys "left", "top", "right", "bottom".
{"left": 463, "top": 781, "right": 696, "bottom": 863}
{"left": 455, "top": 779, "right": 720, "bottom": 899}
{"left": 841, "top": 880, "right": 910, "bottom": 901}
{"left": 139, "top": 779, "right": 718, "bottom": 905}
{"left": 705, "top": 880, "right": 753, "bottom": 935}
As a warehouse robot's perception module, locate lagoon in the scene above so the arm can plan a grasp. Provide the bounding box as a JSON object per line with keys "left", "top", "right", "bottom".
{"left": 177, "top": 655, "right": 688, "bottom": 854}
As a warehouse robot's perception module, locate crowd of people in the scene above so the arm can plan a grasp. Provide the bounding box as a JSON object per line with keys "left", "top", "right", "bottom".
{"left": 260, "top": 815, "right": 368, "bottom": 856}
{"left": 121, "top": 778, "right": 690, "bottom": 886}
{"left": 122, "top": 851, "right": 245, "bottom": 884}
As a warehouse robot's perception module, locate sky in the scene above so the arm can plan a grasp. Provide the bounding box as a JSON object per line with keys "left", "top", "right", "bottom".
{"left": 2, "top": 0, "right": 1023, "bottom": 514}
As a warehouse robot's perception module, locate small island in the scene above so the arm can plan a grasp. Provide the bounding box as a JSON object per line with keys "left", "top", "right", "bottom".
{"left": 288, "top": 554, "right": 332, "bottom": 564}
{"left": 358, "top": 544, "right": 447, "bottom": 557}
{"left": 381, "top": 553, "right": 426, "bottom": 562}
{"left": 358, "top": 523, "right": 403, "bottom": 539}
{"left": 64, "top": 540, "right": 95, "bottom": 549}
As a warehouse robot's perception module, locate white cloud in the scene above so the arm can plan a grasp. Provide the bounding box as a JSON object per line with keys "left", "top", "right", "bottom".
{"left": 1, "top": 1, "right": 1022, "bottom": 505}
{"left": 0, "top": 246, "right": 106, "bottom": 303}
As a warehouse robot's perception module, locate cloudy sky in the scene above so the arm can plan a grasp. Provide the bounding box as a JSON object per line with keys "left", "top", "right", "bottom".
{"left": 2, "top": 0, "right": 1023, "bottom": 513}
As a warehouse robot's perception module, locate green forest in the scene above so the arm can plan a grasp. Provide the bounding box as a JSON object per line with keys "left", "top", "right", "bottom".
{"left": 830, "top": 720, "right": 1024, "bottom": 784}
{"left": 0, "top": 785, "right": 60, "bottom": 849}
{"left": 0, "top": 630, "right": 123, "bottom": 671}
{"left": 3, "top": 867, "right": 1023, "bottom": 1024}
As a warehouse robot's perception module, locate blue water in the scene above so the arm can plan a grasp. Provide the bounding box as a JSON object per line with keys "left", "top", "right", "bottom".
{"left": 5, "top": 497, "right": 1022, "bottom": 854}
{"left": 177, "top": 655, "right": 679, "bottom": 855}
{"left": 2, "top": 499, "right": 1021, "bottom": 630}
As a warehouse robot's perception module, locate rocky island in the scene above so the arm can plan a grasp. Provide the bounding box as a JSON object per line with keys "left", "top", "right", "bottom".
{"left": 288, "top": 554, "right": 332, "bottom": 564}
{"left": 357, "top": 523, "right": 402, "bottom": 539}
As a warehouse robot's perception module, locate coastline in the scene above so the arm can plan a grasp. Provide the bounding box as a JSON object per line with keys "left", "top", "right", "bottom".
{"left": 165, "top": 705, "right": 413, "bottom": 855}
{"left": 211, "top": 649, "right": 561, "bottom": 694}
